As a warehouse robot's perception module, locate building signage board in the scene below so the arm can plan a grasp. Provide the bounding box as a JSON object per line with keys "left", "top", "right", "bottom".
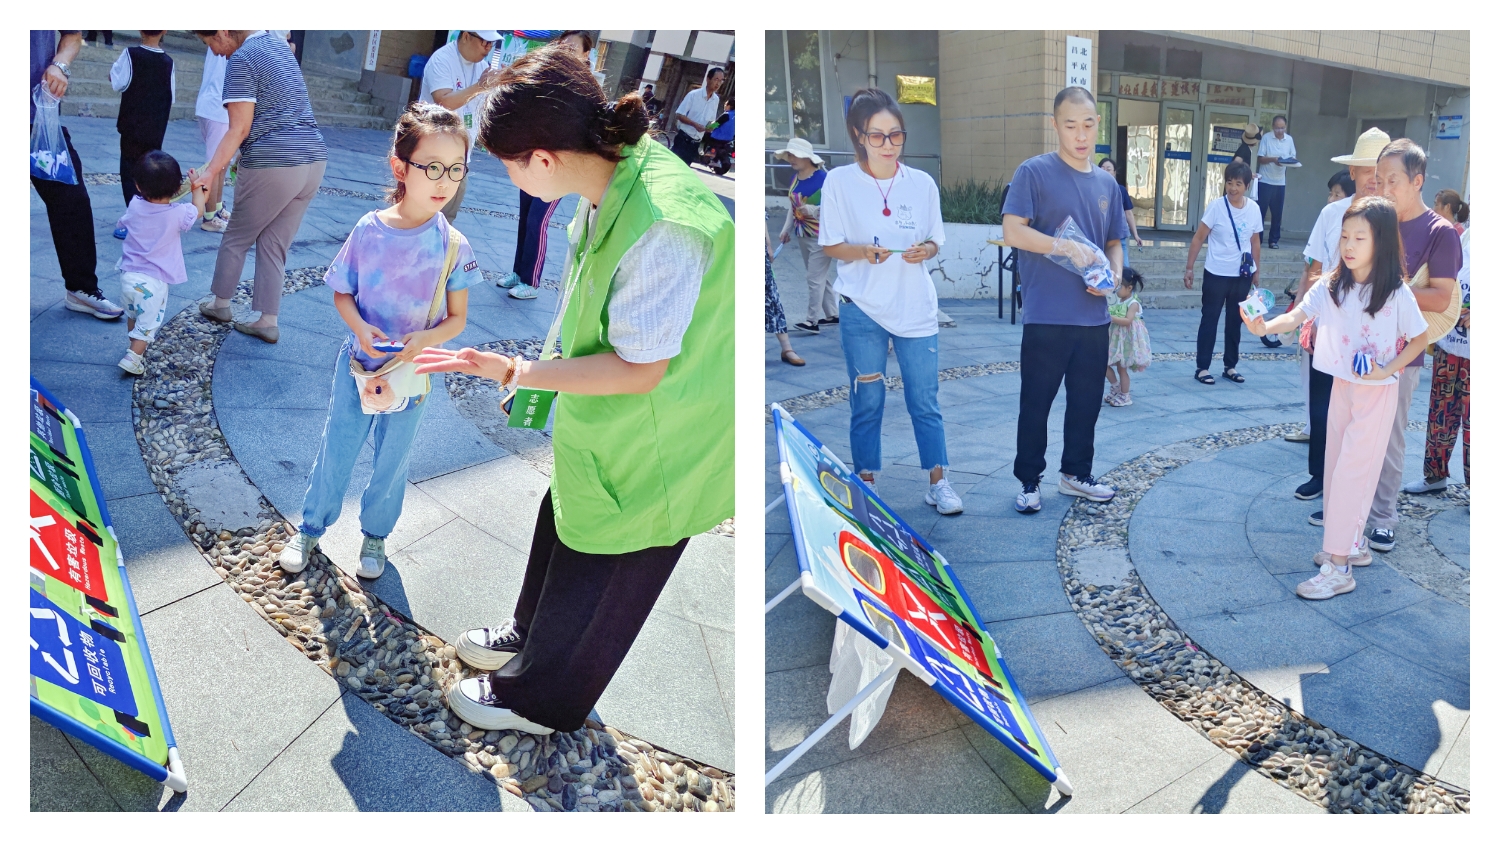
{"left": 772, "top": 406, "right": 1069, "bottom": 792}
{"left": 1066, "top": 36, "right": 1092, "bottom": 91}
{"left": 29, "top": 379, "right": 185, "bottom": 793}
{"left": 1437, "top": 115, "right": 1463, "bottom": 140}
{"left": 1212, "top": 125, "right": 1245, "bottom": 155}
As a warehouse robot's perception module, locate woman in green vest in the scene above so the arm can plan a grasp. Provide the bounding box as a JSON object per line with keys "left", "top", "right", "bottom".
{"left": 414, "top": 44, "right": 734, "bottom": 735}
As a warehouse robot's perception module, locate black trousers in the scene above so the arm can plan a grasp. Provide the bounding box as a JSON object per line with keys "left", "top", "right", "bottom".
{"left": 1015, "top": 323, "right": 1109, "bottom": 484}
{"left": 1260, "top": 183, "right": 1285, "bottom": 245}
{"left": 489, "top": 490, "right": 688, "bottom": 732}
{"left": 119, "top": 133, "right": 165, "bottom": 206}
{"left": 671, "top": 131, "right": 699, "bottom": 166}
{"left": 30, "top": 126, "right": 100, "bottom": 296}
{"left": 1307, "top": 365, "right": 1334, "bottom": 482}
{"left": 1196, "top": 270, "right": 1253, "bottom": 373}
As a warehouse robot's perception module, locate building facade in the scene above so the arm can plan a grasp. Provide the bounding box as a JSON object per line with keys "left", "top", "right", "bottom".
{"left": 766, "top": 30, "right": 1469, "bottom": 238}
{"left": 597, "top": 30, "right": 736, "bottom": 137}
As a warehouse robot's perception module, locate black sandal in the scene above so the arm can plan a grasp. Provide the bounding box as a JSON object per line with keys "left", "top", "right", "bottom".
{"left": 1222, "top": 368, "right": 1245, "bottom": 383}
{"left": 1195, "top": 370, "right": 1216, "bottom": 385}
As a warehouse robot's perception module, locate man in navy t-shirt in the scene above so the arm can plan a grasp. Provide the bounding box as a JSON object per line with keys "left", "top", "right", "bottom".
{"left": 1001, "top": 86, "right": 1128, "bottom": 513}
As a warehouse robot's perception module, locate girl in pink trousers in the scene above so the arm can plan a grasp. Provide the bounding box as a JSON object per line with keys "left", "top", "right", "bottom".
{"left": 1246, "top": 197, "right": 1428, "bottom": 600}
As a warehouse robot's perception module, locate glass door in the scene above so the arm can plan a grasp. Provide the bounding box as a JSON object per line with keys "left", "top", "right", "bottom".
{"left": 1157, "top": 103, "right": 1198, "bottom": 230}
{"left": 1203, "top": 107, "right": 1256, "bottom": 206}
{"left": 1118, "top": 98, "right": 1160, "bottom": 230}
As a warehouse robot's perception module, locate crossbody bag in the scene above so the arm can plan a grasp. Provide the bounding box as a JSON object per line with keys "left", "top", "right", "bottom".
{"left": 349, "top": 227, "right": 460, "bottom": 414}
{"left": 1226, "top": 195, "right": 1255, "bottom": 280}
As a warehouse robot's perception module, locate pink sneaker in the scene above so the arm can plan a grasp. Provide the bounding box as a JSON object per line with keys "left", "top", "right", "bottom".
{"left": 1313, "top": 536, "right": 1372, "bottom": 568}
{"left": 1297, "top": 563, "right": 1356, "bottom": 600}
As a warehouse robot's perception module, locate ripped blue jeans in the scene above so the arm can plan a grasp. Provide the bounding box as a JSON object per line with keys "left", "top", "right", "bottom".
{"left": 839, "top": 301, "right": 948, "bottom": 475}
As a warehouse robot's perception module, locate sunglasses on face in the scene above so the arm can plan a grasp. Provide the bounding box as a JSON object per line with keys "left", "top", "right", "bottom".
{"left": 861, "top": 130, "right": 907, "bottom": 148}
{"left": 401, "top": 159, "right": 468, "bottom": 182}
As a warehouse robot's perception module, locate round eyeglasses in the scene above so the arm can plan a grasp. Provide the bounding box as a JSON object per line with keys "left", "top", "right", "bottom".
{"left": 401, "top": 158, "right": 468, "bottom": 182}
{"left": 861, "top": 130, "right": 907, "bottom": 148}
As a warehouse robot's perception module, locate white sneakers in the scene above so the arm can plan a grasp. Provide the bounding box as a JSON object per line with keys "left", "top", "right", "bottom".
{"left": 447, "top": 675, "right": 554, "bottom": 735}
{"left": 455, "top": 619, "right": 524, "bottom": 672}
{"left": 357, "top": 536, "right": 387, "bottom": 579}
{"left": 118, "top": 350, "right": 145, "bottom": 376}
{"left": 66, "top": 290, "right": 124, "bottom": 320}
{"left": 926, "top": 478, "right": 963, "bottom": 515}
{"left": 279, "top": 532, "right": 318, "bottom": 574}
{"left": 1401, "top": 477, "right": 1448, "bottom": 495}
{"left": 508, "top": 285, "right": 538, "bottom": 300}
{"left": 1297, "top": 563, "right": 1356, "bottom": 600}
{"left": 1059, "top": 473, "right": 1115, "bottom": 502}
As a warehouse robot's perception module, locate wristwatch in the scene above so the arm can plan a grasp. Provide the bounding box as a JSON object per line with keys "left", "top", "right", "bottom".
{"left": 50, "top": 61, "right": 71, "bottom": 78}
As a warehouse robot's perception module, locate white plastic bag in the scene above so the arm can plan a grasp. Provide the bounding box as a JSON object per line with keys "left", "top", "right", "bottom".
{"left": 1047, "top": 215, "right": 1115, "bottom": 291}
{"left": 30, "top": 85, "right": 77, "bottom": 185}
{"left": 827, "top": 619, "right": 898, "bottom": 750}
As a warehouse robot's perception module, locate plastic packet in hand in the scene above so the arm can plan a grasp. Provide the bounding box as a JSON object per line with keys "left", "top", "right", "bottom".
{"left": 1047, "top": 216, "right": 1115, "bottom": 291}
{"left": 30, "top": 85, "right": 77, "bottom": 185}
{"left": 1351, "top": 349, "right": 1373, "bottom": 377}
{"left": 1239, "top": 287, "right": 1275, "bottom": 320}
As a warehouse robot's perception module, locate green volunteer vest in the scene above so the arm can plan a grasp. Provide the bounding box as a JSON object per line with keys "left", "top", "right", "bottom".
{"left": 549, "top": 139, "right": 735, "bottom": 554}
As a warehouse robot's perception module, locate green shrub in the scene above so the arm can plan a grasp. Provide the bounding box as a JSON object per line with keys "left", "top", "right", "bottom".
{"left": 939, "top": 179, "right": 1006, "bottom": 225}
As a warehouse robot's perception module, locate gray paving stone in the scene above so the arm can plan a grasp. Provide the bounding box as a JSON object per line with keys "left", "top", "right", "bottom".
{"left": 30, "top": 716, "right": 122, "bottom": 811}
{"left": 1436, "top": 718, "right": 1469, "bottom": 790}
{"left": 702, "top": 624, "right": 735, "bottom": 725}
{"left": 927, "top": 511, "right": 1067, "bottom": 564}
{"left": 1290, "top": 646, "right": 1468, "bottom": 775}
{"left": 415, "top": 455, "right": 551, "bottom": 556}
{"left": 86, "top": 420, "right": 158, "bottom": 501}
{"left": 1271, "top": 563, "right": 1432, "bottom": 628}
{"left": 80, "top": 583, "right": 344, "bottom": 811}
{"left": 372, "top": 518, "right": 529, "bottom": 642}
{"left": 598, "top": 608, "right": 734, "bottom": 772}
{"left": 1124, "top": 752, "right": 1326, "bottom": 814}
{"left": 31, "top": 360, "right": 137, "bottom": 423}
{"left": 655, "top": 533, "right": 735, "bottom": 633}
{"left": 223, "top": 692, "right": 525, "bottom": 811}
{"left": 767, "top": 666, "right": 966, "bottom": 782}
{"left": 109, "top": 491, "right": 223, "bottom": 615}
{"left": 30, "top": 302, "right": 131, "bottom": 366}
{"left": 1347, "top": 596, "right": 1470, "bottom": 684}
{"left": 1427, "top": 507, "right": 1470, "bottom": 569}
{"left": 962, "top": 677, "right": 1220, "bottom": 813}
{"left": 768, "top": 727, "right": 1026, "bottom": 813}
{"left": 985, "top": 612, "right": 1123, "bottom": 703}
{"left": 950, "top": 558, "right": 1072, "bottom": 624}
{"left": 1173, "top": 597, "right": 1366, "bottom": 699}
{"left": 766, "top": 564, "right": 836, "bottom": 674}
{"left": 1136, "top": 480, "right": 1257, "bottom": 523}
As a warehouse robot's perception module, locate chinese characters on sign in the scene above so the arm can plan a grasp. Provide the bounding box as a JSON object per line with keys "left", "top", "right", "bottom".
{"left": 1066, "top": 36, "right": 1092, "bottom": 91}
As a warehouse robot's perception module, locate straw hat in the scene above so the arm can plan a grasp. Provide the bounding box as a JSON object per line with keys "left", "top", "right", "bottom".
{"left": 774, "top": 137, "right": 824, "bottom": 165}
{"left": 1241, "top": 124, "right": 1262, "bottom": 145}
{"left": 1407, "top": 263, "right": 1463, "bottom": 339}
{"left": 1331, "top": 127, "right": 1392, "bottom": 166}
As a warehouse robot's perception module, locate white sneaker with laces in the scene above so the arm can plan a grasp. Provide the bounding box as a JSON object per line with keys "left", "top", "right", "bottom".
{"left": 279, "top": 532, "right": 318, "bottom": 574}
{"left": 1059, "top": 473, "right": 1115, "bottom": 502}
{"left": 65, "top": 290, "right": 124, "bottom": 320}
{"left": 508, "top": 284, "right": 539, "bottom": 300}
{"left": 456, "top": 618, "right": 524, "bottom": 671}
{"left": 447, "top": 676, "right": 554, "bottom": 734}
{"left": 201, "top": 214, "right": 229, "bottom": 232}
{"left": 1015, "top": 480, "right": 1041, "bottom": 514}
{"left": 925, "top": 478, "right": 963, "bottom": 515}
{"left": 357, "top": 535, "right": 387, "bottom": 579}
{"left": 118, "top": 350, "right": 145, "bottom": 375}
{"left": 494, "top": 271, "right": 521, "bottom": 289}
{"left": 1401, "top": 477, "right": 1447, "bottom": 495}
{"left": 1296, "top": 563, "right": 1356, "bottom": 600}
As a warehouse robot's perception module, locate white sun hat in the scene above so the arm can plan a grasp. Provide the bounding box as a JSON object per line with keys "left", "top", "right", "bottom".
{"left": 1330, "top": 127, "right": 1393, "bottom": 166}
{"left": 773, "top": 137, "right": 824, "bottom": 165}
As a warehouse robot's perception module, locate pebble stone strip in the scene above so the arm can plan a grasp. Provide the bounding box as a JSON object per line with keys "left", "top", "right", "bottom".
{"left": 763, "top": 351, "right": 1296, "bottom": 423}
{"left": 442, "top": 339, "right": 734, "bottom": 538}
{"left": 128, "top": 270, "right": 733, "bottom": 811}
{"left": 1055, "top": 422, "right": 1469, "bottom": 814}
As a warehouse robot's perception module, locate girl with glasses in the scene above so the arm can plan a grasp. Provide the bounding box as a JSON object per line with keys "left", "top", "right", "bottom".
{"left": 412, "top": 44, "right": 734, "bottom": 736}
{"left": 818, "top": 87, "right": 962, "bottom": 515}
{"left": 276, "top": 102, "right": 480, "bottom": 581}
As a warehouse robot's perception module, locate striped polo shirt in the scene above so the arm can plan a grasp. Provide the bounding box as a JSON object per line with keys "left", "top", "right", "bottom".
{"left": 222, "top": 31, "right": 327, "bottom": 168}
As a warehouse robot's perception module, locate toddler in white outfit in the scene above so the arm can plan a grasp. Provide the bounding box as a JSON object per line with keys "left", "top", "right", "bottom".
{"left": 115, "top": 150, "right": 207, "bottom": 374}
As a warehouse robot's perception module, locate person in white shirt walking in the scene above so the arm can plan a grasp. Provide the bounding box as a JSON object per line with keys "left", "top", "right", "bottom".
{"left": 670, "top": 67, "right": 723, "bottom": 166}
{"left": 421, "top": 30, "right": 504, "bottom": 225}
{"left": 1256, "top": 115, "right": 1297, "bottom": 249}
{"left": 196, "top": 40, "right": 234, "bottom": 231}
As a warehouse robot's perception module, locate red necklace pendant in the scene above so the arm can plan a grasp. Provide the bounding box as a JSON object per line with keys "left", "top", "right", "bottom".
{"left": 882, "top": 205, "right": 892, "bottom": 216}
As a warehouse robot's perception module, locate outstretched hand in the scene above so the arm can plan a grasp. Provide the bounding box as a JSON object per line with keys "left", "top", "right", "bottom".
{"left": 412, "top": 346, "right": 513, "bottom": 382}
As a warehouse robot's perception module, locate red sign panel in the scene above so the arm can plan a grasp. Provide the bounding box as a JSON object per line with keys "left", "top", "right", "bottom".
{"left": 30, "top": 490, "right": 107, "bottom": 601}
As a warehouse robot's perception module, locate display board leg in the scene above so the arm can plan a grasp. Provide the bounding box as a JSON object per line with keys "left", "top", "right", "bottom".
{"left": 764, "top": 578, "right": 801, "bottom": 614}
{"left": 764, "top": 663, "right": 902, "bottom": 787}
{"left": 765, "top": 493, "right": 785, "bottom": 515}
{"left": 164, "top": 746, "right": 187, "bottom": 793}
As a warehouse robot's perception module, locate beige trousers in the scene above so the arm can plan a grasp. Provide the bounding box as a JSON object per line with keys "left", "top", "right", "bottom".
{"left": 210, "top": 159, "right": 326, "bottom": 316}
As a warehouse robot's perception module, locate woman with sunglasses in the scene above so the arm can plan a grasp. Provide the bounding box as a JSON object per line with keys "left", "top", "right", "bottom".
{"left": 412, "top": 45, "right": 734, "bottom": 735}
{"left": 818, "top": 87, "right": 962, "bottom": 515}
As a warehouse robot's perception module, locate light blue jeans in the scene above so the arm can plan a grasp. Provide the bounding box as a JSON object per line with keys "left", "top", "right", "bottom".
{"left": 840, "top": 301, "right": 949, "bottom": 475}
{"left": 300, "top": 345, "right": 429, "bottom": 540}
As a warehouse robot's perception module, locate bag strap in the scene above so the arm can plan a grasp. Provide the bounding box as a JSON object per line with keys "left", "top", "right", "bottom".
{"left": 425, "top": 227, "right": 461, "bottom": 329}
{"left": 1226, "top": 195, "right": 1244, "bottom": 253}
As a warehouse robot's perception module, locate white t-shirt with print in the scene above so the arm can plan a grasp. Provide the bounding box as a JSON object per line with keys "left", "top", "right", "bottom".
{"left": 1299, "top": 277, "right": 1428, "bottom": 385}
{"left": 1437, "top": 226, "right": 1470, "bottom": 358}
{"left": 420, "top": 41, "right": 487, "bottom": 159}
{"left": 1200, "top": 195, "right": 1264, "bottom": 277}
{"left": 818, "top": 163, "right": 946, "bottom": 338}
{"left": 1303, "top": 195, "right": 1354, "bottom": 269}
{"left": 1258, "top": 133, "right": 1297, "bottom": 186}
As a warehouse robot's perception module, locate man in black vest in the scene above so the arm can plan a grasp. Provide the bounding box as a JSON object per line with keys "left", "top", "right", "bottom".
{"left": 111, "top": 31, "right": 175, "bottom": 234}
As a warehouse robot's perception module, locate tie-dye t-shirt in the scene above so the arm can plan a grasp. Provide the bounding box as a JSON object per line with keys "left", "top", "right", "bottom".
{"left": 325, "top": 211, "right": 482, "bottom": 370}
